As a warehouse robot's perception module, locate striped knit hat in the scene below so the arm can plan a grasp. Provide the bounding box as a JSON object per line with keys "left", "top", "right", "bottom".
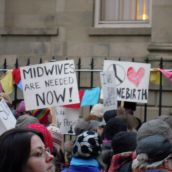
{"left": 32, "top": 108, "right": 50, "bottom": 125}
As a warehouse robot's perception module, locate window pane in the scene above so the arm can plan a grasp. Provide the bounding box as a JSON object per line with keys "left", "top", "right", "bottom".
{"left": 100, "top": 0, "right": 150, "bottom": 22}
{"left": 136, "top": 0, "right": 150, "bottom": 21}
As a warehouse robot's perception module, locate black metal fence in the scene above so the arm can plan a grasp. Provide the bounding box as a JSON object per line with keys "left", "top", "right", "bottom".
{"left": 1, "top": 57, "right": 172, "bottom": 123}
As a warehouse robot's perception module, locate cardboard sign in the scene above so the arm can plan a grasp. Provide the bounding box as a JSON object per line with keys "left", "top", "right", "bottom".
{"left": 81, "top": 87, "right": 100, "bottom": 106}
{"left": 0, "top": 98, "right": 16, "bottom": 135}
{"left": 20, "top": 60, "right": 79, "bottom": 110}
{"left": 100, "top": 71, "right": 117, "bottom": 111}
{"left": 55, "top": 107, "right": 80, "bottom": 134}
{"left": 104, "top": 60, "right": 151, "bottom": 103}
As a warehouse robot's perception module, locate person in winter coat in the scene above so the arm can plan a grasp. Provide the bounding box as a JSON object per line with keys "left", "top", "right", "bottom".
{"left": 108, "top": 131, "right": 137, "bottom": 172}
{"left": 132, "top": 135, "right": 172, "bottom": 172}
{"left": 131, "top": 117, "right": 172, "bottom": 172}
{"left": 61, "top": 130, "right": 102, "bottom": 172}
{"left": 47, "top": 125, "right": 65, "bottom": 172}
{"left": 102, "top": 118, "right": 127, "bottom": 150}
{"left": 0, "top": 128, "right": 55, "bottom": 172}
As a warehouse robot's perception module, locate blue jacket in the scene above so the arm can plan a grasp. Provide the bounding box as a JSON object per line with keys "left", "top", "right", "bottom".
{"left": 61, "top": 157, "right": 101, "bottom": 172}
{"left": 61, "top": 165, "right": 101, "bottom": 172}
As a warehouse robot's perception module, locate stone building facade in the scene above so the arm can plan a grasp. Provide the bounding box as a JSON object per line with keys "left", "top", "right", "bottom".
{"left": 0, "top": 0, "right": 172, "bottom": 120}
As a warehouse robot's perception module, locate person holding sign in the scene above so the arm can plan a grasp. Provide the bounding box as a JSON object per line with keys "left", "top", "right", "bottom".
{"left": 0, "top": 128, "right": 55, "bottom": 172}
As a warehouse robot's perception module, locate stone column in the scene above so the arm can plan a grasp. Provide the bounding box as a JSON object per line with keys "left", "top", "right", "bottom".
{"left": 148, "top": 0, "right": 172, "bottom": 58}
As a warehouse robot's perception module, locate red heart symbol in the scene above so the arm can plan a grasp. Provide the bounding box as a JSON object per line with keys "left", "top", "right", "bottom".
{"left": 127, "top": 67, "right": 145, "bottom": 87}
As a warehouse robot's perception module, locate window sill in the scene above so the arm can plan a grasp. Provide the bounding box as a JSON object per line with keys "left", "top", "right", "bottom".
{"left": 0, "top": 28, "right": 59, "bottom": 36}
{"left": 88, "top": 27, "right": 151, "bottom": 36}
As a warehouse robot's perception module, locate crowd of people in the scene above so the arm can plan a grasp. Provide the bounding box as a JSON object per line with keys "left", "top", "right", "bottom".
{"left": 0, "top": 94, "right": 172, "bottom": 172}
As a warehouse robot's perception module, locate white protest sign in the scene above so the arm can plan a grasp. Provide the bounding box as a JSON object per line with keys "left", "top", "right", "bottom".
{"left": 100, "top": 71, "right": 117, "bottom": 111}
{"left": 0, "top": 98, "right": 16, "bottom": 135}
{"left": 20, "top": 60, "right": 79, "bottom": 110}
{"left": 55, "top": 107, "right": 80, "bottom": 134}
{"left": 104, "top": 60, "right": 151, "bottom": 103}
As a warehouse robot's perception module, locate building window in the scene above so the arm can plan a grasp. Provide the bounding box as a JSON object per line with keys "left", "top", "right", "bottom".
{"left": 95, "top": 0, "right": 151, "bottom": 28}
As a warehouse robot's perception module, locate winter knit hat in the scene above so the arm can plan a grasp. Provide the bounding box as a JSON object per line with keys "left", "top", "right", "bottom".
{"left": 16, "top": 100, "right": 26, "bottom": 117}
{"left": 132, "top": 135, "right": 172, "bottom": 169}
{"left": 72, "top": 130, "right": 102, "bottom": 158}
{"left": 90, "top": 103, "right": 104, "bottom": 118}
{"left": 74, "top": 119, "right": 92, "bottom": 135}
{"left": 89, "top": 120, "right": 106, "bottom": 131}
{"left": 157, "top": 114, "right": 172, "bottom": 129}
{"left": 32, "top": 108, "right": 51, "bottom": 125}
{"left": 47, "top": 125, "right": 63, "bottom": 151}
{"left": 103, "top": 110, "right": 117, "bottom": 123}
{"left": 137, "top": 118, "right": 172, "bottom": 144}
{"left": 15, "top": 114, "right": 39, "bottom": 128}
{"left": 136, "top": 135, "right": 172, "bottom": 163}
{"left": 27, "top": 123, "right": 53, "bottom": 152}
{"left": 111, "top": 131, "right": 137, "bottom": 154}
{"left": 103, "top": 117, "right": 127, "bottom": 140}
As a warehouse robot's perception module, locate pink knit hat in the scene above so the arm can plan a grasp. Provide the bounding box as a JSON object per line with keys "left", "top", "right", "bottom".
{"left": 27, "top": 123, "right": 53, "bottom": 152}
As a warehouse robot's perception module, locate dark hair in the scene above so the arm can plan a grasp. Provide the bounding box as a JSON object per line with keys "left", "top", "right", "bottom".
{"left": 0, "top": 128, "right": 44, "bottom": 172}
{"left": 99, "top": 149, "right": 113, "bottom": 171}
{"left": 103, "top": 117, "right": 127, "bottom": 140}
{"left": 103, "top": 110, "right": 117, "bottom": 123}
{"left": 111, "top": 131, "right": 137, "bottom": 154}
